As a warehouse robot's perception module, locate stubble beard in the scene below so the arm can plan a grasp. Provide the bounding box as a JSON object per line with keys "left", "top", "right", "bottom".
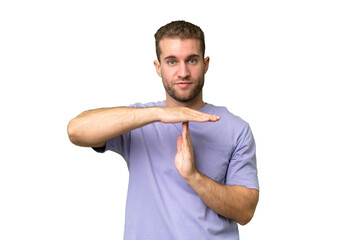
{"left": 163, "top": 79, "right": 204, "bottom": 103}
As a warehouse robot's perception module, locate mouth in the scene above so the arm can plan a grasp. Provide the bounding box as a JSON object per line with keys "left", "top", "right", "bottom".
{"left": 175, "top": 81, "right": 192, "bottom": 88}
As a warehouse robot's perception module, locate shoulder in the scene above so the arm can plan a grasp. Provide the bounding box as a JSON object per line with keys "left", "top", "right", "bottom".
{"left": 205, "top": 104, "right": 249, "bottom": 129}
{"left": 205, "top": 104, "right": 254, "bottom": 145}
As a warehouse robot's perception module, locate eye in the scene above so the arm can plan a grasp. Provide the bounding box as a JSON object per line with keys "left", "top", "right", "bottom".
{"left": 168, "top": 60, "right": 176, "bottom": 65}
{"left": 189, "top": 59, "right": 197, "bottom": 64}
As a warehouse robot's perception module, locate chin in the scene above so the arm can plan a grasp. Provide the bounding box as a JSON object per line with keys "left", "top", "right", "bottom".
{"left": 174, "top": 93, "right": 199, "bottom": 103}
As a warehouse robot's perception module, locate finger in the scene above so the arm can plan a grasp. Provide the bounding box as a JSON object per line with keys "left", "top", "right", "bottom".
{"left": 182, "top": 122, "right": 188, "bottom": 139}
{"left": 182, "top": 122, "right": 186, "bottom": 145}
{"left": 209, "top": 114, "right": 221, "bottom": 122}
{"left": 182, "top": 122, "right": 192, "bottom": 147}
{"left": 201, "top": 112, "right": 220, "bottom": 122}
{"left": 192, "top": 112, "right": 220, "bottom": 122}
{"left": 176, "top": 135, "right": 183, "bottom": 152}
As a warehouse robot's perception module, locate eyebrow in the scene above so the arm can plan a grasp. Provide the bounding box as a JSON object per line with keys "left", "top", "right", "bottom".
{"left": 163, "top": 54, "right": 201, "bottom": 61}
{"left": 163, "top": 55, "right": 177, "bottom": 60}
{"left": 186, "top": 54, "right": 201, "bottom": 60}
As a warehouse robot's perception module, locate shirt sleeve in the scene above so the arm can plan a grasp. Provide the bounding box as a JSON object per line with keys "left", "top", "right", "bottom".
{"left": 225, "top": 124, "right": 259, "bottom": 190}
{"left": 92, "top": 103, "right": 145, "bottom": 160}
{"left": 92, "top": 131, "right": 131, "bottom": 161}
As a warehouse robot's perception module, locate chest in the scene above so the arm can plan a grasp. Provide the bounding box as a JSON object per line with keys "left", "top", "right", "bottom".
{"left": 129, "top": 122, "right": 234, "bottom": 183}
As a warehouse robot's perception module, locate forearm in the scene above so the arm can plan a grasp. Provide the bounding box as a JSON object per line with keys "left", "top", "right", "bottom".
{"left": 68, "top": 106, "right": 219, "bottom": 147}
{"left": 186, "top": 172, "right": 259, "bottom": 225}
{"left": 67, "top": 107, "right": 159, "bottom": 147}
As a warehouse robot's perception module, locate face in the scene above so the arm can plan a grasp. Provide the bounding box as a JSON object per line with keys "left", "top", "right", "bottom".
{"left": 154, "top": 38, "right": 210, "bottom": 104}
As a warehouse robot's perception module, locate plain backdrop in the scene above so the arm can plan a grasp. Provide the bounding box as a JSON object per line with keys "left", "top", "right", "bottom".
{"left": 1, "top": 0, "right": 359, "bottom": 239}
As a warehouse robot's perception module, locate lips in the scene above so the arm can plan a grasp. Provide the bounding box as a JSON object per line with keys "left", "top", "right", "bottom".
{"left": 175, "top": 81, "right": 192, "bottom": 88}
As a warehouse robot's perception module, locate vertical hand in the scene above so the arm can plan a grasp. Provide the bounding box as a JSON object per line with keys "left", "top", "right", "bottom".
{"left": 175, "top": 122, "right": 198, "bottom": 180}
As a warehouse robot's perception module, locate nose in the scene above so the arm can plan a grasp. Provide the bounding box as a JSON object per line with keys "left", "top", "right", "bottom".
{"left": 177, "top": 62, "right": 190, "bottom": 79}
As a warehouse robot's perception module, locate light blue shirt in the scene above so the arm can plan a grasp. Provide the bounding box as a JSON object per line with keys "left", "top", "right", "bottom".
{"left": 95, "top": 101, "right": 259, "bottom": 239}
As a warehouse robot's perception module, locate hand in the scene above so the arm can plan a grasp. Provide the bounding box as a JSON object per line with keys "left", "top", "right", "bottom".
{"left": 159, "top": 107, "right": 220, "bottom": 123}
{"left": 175, "top": 122, "right": 199, "bottom": 180}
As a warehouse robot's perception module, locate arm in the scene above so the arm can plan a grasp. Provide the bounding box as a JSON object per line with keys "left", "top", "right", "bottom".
{"left": 175, "top": 122, "right": 259, "bottom": 225}
{"left": 187, "top": 173, "right": 259, "bottom": 225}
{"left": 67, "top": 106, "right": 220, "bottom": 147}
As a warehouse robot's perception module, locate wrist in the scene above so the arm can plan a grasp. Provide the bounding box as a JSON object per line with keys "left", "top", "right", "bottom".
{"left": 184, "top": 169, "right": 202, "bottom": 187}
{"left": 140, "top": 107, "right": 163, "bottom": 123}
{"left": 149, "top": 106, "right": 164, "bottom": 122}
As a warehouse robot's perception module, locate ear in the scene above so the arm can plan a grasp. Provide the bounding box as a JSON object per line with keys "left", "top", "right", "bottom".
{"left": 153, "top": 60, "right": 162, "bottom": 77}
{"left": 203, "top": 56, "right": 210, "bottom": 74}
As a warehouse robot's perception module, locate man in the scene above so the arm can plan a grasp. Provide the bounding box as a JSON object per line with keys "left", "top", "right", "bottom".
{"left": 68, "top": 20, "right": 259, "bottom": 239}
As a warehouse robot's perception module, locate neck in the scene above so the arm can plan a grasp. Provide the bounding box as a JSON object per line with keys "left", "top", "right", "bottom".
{"left": 164, "top": 92, "right": 205, "bottom": 110}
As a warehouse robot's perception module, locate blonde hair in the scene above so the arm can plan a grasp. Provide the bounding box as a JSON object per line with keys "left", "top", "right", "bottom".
{"left": 154, "top": 20, "right": 205, "bottom": 61}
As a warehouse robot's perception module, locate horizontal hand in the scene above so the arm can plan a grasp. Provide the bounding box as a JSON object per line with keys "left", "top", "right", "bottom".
{"left": 159, "top": 107, "right": 220, "bottom": 123}
{"left": 68, "top": 106, "right": 220, "bottom": 148}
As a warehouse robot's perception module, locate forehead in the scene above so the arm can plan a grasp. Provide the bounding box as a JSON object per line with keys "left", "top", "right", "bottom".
{"left": 159, "top": 38, "right": 201, "bottom": 59}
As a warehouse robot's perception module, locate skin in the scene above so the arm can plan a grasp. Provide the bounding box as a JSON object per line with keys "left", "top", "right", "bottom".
{"left": 67, "top": 37, "right": 258, "bottom": 225}
{"left": 153, "top": 38, "right": 209, "bottom": 109}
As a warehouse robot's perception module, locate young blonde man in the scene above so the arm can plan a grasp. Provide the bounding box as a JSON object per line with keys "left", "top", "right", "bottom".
{"left": 68, "top": 20, "right": 259, "bottom": 239}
